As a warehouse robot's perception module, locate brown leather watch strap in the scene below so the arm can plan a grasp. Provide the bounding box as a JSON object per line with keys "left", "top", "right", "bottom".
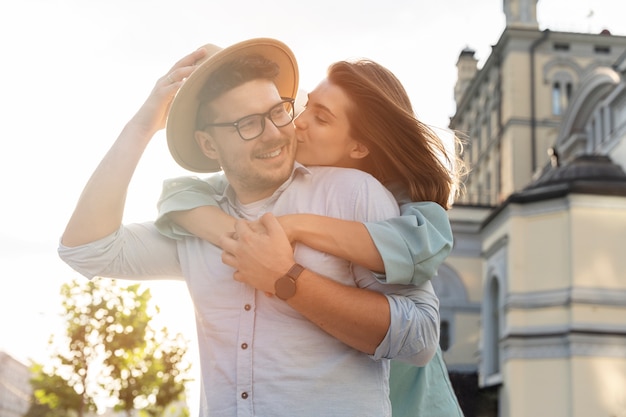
{"left": 275, "top": 263, "right": 305, "bottom": 300}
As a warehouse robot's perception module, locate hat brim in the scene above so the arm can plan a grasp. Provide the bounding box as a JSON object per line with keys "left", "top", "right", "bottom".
{"left": 166, "top": 38, "right": 299, "bottom": 173}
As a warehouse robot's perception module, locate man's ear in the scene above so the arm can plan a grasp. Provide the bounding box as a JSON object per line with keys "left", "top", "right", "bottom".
{"left": 195, "top": 130, "right": 219, "bottom": 160}
{"left": 349, "top": 141, "right": 370, "bottom": 160}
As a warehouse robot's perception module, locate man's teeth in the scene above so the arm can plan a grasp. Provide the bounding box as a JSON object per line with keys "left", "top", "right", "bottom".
{"left": 259, "top": 148, "right": 282, "bottom": 159}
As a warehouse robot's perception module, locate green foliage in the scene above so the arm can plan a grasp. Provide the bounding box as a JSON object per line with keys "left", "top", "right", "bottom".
{"left": 24, "top": 362, "right": 86, "bottom": 417}
{"left": 25, "top": 278, "right": 191, "bottom": 417}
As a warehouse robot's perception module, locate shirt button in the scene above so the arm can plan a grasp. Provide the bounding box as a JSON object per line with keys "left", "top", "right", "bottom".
{"left": 241, "top": 392, "right": 248, "bottom": 399}
{"left": 241, "top": 343, "right": 248, "bottom": 350}
{"left": 244, "top": 304, "right": 251, "bottom": 311}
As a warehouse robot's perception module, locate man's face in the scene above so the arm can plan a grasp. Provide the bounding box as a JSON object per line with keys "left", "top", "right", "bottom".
{"left": 195, "top": 79, "right": 297, "bottom": 203}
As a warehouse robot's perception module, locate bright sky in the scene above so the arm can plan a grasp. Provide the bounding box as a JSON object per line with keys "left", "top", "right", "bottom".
{"left": 0, "top": 0, "right": 623, "bottom": 413}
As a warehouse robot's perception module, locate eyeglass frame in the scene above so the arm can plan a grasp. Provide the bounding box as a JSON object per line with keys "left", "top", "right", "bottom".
{"left": 203, "top": 97, "right": 296, "bottom": 141}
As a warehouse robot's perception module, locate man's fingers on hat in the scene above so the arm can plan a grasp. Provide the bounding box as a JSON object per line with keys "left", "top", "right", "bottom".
{"left": 170, "top": 47, "right": 206, "bottom": 73}
{"left": 179, "top": 65, "right": 198, "bottom": 80}
{"left": 192, "top": 46, "right": 208, "bottom": 62}
{"left": 163, "top": 65, "right": 198, "bottom": 86}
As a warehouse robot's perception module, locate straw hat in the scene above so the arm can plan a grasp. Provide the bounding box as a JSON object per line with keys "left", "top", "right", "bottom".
{"left": 166, "top": 38, "right": 299, "bottom": 172}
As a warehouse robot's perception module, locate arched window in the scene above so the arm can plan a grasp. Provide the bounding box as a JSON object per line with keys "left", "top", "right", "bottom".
{"left": 486, "top": 277, "right": 500, "bottom": 376}
{"left": 440, "top": 320, "right": 450, "bottom": 352}
{"left": 554, "top": 66, "right": 622, "bottom": 163}
{"left": 552, "top": 72, "right": 574, "bottom": 115}
{"left": 480, "top": 272, "right": 503, "bottom": 387}
{"left": 431, "top": 264, "right": 478, "bottom": 354}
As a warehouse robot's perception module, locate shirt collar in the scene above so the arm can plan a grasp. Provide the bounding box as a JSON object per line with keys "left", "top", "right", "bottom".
{"left": 216, "top": 162, "right": 311, "bottom": 212}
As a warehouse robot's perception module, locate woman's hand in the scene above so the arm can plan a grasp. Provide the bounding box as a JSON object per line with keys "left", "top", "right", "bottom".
{"left": 221, "top": 213, "right": 296, "bottom": 294}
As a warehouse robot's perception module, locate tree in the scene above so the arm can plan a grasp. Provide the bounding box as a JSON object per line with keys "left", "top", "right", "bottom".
{"left": 25, "top": 278, "right": 191, "bottom": 417}
{"left": 25, "top": 362, "right": 86, "bottom": 417}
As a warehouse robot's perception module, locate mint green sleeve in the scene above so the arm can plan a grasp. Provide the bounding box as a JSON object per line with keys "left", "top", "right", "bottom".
{"left": 364, "top": 201, "right": 452, "bottom": 286}
{"left": 389, "top": 348, "right": 463, "bottom": 417}
{"left": 155, "top": 174, "right": 228, "bottom": 240}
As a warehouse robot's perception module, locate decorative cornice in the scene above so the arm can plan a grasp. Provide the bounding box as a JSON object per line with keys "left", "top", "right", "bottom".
{"left": 501, "top": 331, "right": 626, "bottom": 360}
{"left": 484, "top": 235, "right": 509, "bottom": 258}
{"left": 506, "top": 287, "right": 626, "bottom": 309}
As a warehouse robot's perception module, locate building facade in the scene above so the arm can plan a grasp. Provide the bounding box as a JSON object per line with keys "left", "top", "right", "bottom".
{"left": 0, "top": 352, "right": 31, "bottom": 417}
{"left": 438, "top": 1, "right": 626, "bottom": 416}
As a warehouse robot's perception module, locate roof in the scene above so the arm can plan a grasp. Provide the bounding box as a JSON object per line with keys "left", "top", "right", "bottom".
{"left": 512, "top": 155, "right": 626, "bottom": 203}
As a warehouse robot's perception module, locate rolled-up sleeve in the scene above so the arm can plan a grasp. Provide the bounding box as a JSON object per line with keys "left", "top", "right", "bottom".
{"left": 371, "top": 280, "right": 440, "bottom": 366}
{"left": 364, "top": 201, "right": 453, "bottom": 286}
{"left": 58, "top": 222, "right": 182, "bottom": 280}
{"left": 354, "top": 262, "right": 440, "bottom": 366}
{"left": 155, "top": 174, "right": 228, "bottom": 240}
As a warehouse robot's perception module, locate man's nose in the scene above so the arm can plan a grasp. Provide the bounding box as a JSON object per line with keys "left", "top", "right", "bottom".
{"left": 294, "top": 113, "right": 306, "bottom": 130}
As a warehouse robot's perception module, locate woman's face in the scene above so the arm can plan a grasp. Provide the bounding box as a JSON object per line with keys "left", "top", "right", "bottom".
{"left": 294, "top": 78, "right": 368, "bottom": 168}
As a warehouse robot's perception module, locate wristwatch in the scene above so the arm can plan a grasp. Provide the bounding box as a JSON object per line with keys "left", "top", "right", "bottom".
{"left": 275, "top": 263, "right": 305, "bottom": 301}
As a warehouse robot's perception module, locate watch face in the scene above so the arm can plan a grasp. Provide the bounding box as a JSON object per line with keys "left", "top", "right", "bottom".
{"left": 275, "top": 276, "right": 296, "bottom": 300}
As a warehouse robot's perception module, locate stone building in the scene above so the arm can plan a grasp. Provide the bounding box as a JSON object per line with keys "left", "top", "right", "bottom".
{"left": 0, "top": 352, "right": 31, "bottom": 417}
{"left": 437, "top": 0, "right": 626, "bottom": 416}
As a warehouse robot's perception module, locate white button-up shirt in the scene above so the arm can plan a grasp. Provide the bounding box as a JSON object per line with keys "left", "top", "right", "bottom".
{"left": 59, "top": 165, "right": 439, "bottom": 417}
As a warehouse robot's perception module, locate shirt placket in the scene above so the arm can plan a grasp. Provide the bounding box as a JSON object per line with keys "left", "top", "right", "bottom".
{"left": 236, "top": 285, "right": 256, "bottom": 417}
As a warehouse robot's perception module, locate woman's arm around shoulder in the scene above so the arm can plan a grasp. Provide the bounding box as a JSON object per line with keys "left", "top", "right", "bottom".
{"left": 155, "top": 174, "right": 235, "bottom": 245}
{"left": 278, "top": 201, "right": 452, "bottom": 285}
{"left": 364, "top": 201, "right": 452, "bottom": 285}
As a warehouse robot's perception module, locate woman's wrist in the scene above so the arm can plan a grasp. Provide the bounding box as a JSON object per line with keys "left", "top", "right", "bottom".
{"left": 277, "top": 214, "right": 303, "bottom": 244}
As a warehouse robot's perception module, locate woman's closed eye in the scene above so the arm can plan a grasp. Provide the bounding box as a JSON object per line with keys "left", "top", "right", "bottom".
{"left": 314, "top": 114, "right": 329, "bottom": 125}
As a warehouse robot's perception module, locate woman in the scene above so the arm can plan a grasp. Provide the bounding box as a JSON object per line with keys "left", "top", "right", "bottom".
{"left": 157, "top": 59, "right": 465, "bottom": 416}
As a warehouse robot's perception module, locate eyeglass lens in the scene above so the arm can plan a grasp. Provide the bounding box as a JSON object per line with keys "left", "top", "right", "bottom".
{"left": 238, "top": 100, "right": 294, "bottom": 140}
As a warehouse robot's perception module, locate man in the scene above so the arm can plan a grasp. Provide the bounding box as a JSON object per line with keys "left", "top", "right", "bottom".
{"left": 59, "top": 38, "right": 439, "bottom": 417}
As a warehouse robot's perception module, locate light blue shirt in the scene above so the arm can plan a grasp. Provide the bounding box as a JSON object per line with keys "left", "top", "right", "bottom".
{"left": 153, "top": 171, "right": 463, "bottom": 417}
{"left": 156, "top": 175, "right": 453, "bottom": 287}
{"left": 59, "top": 165, "right": 440, "bottom": 417}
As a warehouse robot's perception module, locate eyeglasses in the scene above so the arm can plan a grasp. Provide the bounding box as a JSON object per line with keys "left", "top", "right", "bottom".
{"left": 204, "top": 98, "right": 295, "bottom": 141}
